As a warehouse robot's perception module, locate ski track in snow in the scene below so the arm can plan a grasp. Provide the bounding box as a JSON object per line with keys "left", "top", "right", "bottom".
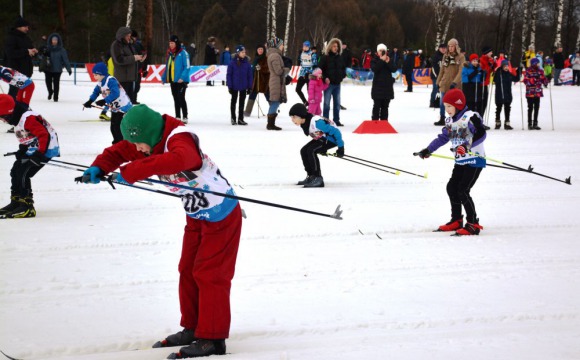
{"left": 1, "top": 74, "right": 580, "bottom": 360}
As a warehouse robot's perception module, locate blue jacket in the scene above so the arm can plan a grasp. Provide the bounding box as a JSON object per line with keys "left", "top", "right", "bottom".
{"left": 461, "top": 63, "right": 485, "bottom": 103}
{"left": 220, "top": 51, "right": 232, "bottom": 65}
{"left": 226, "top": 55, "right": 253, "bottom": 91}
{"left": 162, "top": 46, "right": 190, "bottom": 83}
{"left": 46, "top": 33, "right": 71, "bottom": 74}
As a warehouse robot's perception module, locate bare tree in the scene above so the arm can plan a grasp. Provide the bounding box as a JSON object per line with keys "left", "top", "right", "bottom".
{"left": 145, "top": 0, "right": 153, "bottom": 60}
{"left": 441, "top": 0, "right": 456, "bottom": 44}
{"left": 462, "top": 15, "right": 485, "bottom": 54}
{"left": 266, "top": 0, "right": 271, "bottom": 39}
{"left": 284, "top": 0, "right": 294, "bottom": 55}
{"left": 520, "top": 0, "right": 529, "bottom": 64}
{"left": 508, "top": 12, "right": 516, "bottom": 56}
{"left": 268, "top": 0, "right": 278, "bottom": 39}
{"left": 529, "top": 0, "right": 537, "bottom": 48}
{"left": 57, "top": 0, "right": 66, "bottom": 35}
{"left": 433, "top": 0, "right": 454, "bottom": 50}
{"left": 553, "top": 0, "right": 565, "bottom": 47}
{"left": 308, "top": 16, "right": 340, "bottom": 53}
{"left": 159, "top": 0, "right": 179, "bottom": 39}
{"left": 126, "top": 0, "right": 134, "bottom": 27}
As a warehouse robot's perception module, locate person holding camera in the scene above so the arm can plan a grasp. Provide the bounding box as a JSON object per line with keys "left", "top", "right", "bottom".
{"left": 370, "top": 44, "right": 397, "bottom": 121}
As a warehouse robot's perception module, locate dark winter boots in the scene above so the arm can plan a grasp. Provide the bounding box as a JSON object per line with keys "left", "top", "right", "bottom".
{"left": 303, "top": 176, "right": 324, "bottom": 188}
{"left": 168, "top": 339, "right": 226, "bottom": 359}
{"left": 435, "top": 216, "right": 463, "bottom": 232}
{"left": 243, "top": 99, "right": 255, "bottom": 117}
{"left": 237, "top": 117, "right": 248, "bottom": 126}
{"left": 297, "top": 175, "right": 315, "bottom": 185}
{"left": 267, "top": 114, "right": 282, "bottom": 130}
{"left": 434, "top": 115, "right": 445, "bottom": 126}
{"left": 0, "top": 195, "right": 35, "bottom": 219}
{"left": 152, "top": 328, "right": 196, "bottom": 348}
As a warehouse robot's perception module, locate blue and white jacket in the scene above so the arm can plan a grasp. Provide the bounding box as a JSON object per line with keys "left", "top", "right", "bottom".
{"left": 89, "top": 75, "right": 133, "bottom": 113}
{"left": 162, "top": 46, "right": 190, "bottom": 83}
{"left": 298, "top": 50, "right": 318, "bottom": 77}
{"left": 301, "top": 115, "right": 344, "bottom": 147}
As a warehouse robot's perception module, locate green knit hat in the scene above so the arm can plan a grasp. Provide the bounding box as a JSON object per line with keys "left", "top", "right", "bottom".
{"left": 121, "top": 105, "right": 164, "bottom": 148}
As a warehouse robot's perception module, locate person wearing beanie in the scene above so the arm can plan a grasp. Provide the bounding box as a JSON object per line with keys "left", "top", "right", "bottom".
{"left": 461, "top": 53, "right": 486, "bottom": 115}
{"left": 110, "top": 26, "right": 146, "bottom": 103}
{"left": 523, "top": 57, "right": 548, "bottom": 130}
{"left": 265, "top": 37, "right": 286, "bottom": 130}
{"left": 83, "top": 61, "right": 133, "bottom": 143}
{"left": 80, "top": 104, "right": 242, "bottom": 358}
{"left": 226, "top": 45, "right": 253, "bottom": 125}
{"left": 370, "top": 43, "right": 397, "bottom": 120}
{"left": 43, "top": 33, "right": 72, "bottom": 102}
{"left": 493, "top": 59, "right": 519, "bottom": 130}
{"left": 204, "top": 36, "right": 219, "bottom": 86}
{"left": 435, "top": 38, "right": 465, "bottom": 125}
{"left": 130, "top": 30, "right": 148, "bottom": 104}
{"left": 295, "top": 40, "right": 318, "bottom": 106}
{"left": 289, "top": 103, "right": 344, "bottom": 188}
{"left": 0, "top": 94, "right": 60, "bottom": 219}
{"left": 416, "top": 88, "right": 487, "bottom": 236}
{"left": 307, "top": 67, "right": 328, "bottom": 116}
{"left": 318, "top": 38, "right": 346, "bottom": 126}
{"left": 161, "top": 35, "right": 190, "bottom": 124}
{"left": 402, "top": 48, "right": 416, "bottom": 92}
{"left": 429, "top": 43, "right": 447, "bottom": 108}
{"left": 244, "top": 44, "right": 269, "bottom": 117}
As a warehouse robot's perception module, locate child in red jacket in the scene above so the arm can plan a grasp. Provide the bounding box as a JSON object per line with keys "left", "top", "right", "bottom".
{"left": 81, "top": 104, "right": 242, "bottom": 359}
{"left": 0, "top": 95, "right": 60, "bottom": 218}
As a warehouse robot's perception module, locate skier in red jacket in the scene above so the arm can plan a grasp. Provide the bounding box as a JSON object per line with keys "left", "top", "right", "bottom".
{"left": 81, "top": 104, "right": 242, "bottom": 359}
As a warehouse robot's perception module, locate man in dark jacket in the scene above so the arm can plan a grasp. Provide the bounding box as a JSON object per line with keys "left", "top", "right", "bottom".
{"left": 429, "top": 44, "right": 446, "bottom": 107}
{"left": 204, "top": 36, "right": 219, "bottom": 86}
{"left": 341, "top": 42, "right": 353, "bottom": 69}
{"left": 3, "top": 17, "right": 37, "bottom": 99}
{"left": 111, "top": 26, "right": 145, "bottom": 103}
{"left": 318, "top": 38, "right": 346, "bottom": 126}
{"left": 131, "top": 30, "right": 148, "bottom": 104}
{"left": 552, "top": 46, "right": 565, "bottom": 86}
{"left": 402, "top": 49, "right": 415, "bottom": 92}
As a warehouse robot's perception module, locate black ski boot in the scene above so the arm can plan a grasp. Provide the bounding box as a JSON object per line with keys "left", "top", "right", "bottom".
{"left": 495, "top": 120, "right": 501, "bottom": 130}
{"left": 168, "top": 339, "right": 226, "bottom": 359}
{"left": 153, "top": 328, "right": 196, "bottom": 348}
{"left": 434, "top": 115, "right": 445, "bottom": 126}
{"left": 0, "top": 196, "right": 35, "bottom": 219}
{"left": 237, "top": 118, "right": 248, "bottom": 125}
{"left": 230, "top": 118, "right": 237, "bottom": 125}
{"left": 297, "top": 175, "right": 314, "bottom": 185}
{"left": 303, "top": 176, "right": 324, "bottom": 188}
{"left": 0, "top": 195, "right": 21, "bottom": 217}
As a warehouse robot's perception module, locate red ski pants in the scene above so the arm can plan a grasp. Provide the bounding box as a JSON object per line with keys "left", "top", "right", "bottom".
{"left": 178, "top": 204, "right": 242, "bottom": 339}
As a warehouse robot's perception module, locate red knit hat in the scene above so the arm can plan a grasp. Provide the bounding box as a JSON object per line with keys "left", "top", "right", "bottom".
{"left": 0, "top": 95, "right": 16, "bottom": 117}
{"left": 469, "top": 53, "right": 479, "bottom": 61}
{"left": 443, "top": 89, "right": 466, "bottom": 110}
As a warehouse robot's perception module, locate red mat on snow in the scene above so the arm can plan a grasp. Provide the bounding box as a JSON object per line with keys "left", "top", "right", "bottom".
{"left": 353, "top": 120, "right": 398, "bottom": 134}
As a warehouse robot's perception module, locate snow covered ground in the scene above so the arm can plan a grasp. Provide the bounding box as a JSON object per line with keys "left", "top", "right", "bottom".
{"left": 1, "top": 72, "right": 580, "bottom": 360}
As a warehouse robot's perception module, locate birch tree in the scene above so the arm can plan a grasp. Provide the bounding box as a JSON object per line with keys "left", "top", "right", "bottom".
{"left": 267, "top": 0, "right": 278, "bottom": 40}
{"left": 433, "top": 0, "right": 454, "bottom": 50}
{"left": 441, "top": 1, "right": 456, "bottom": 44}
{"left": 266, "top": 0, "right": 271, "bottom": 40}
{"left": 553, "top": 0, "right": 565, "bottom": 47}
{"left": 283, "top": 0, "right": 294, "bottom": 55}
{"left": 126, "top": 0, "right": 134, "bottom": 27}
{"left": 520, "top": 0, "right": 529, "bottom": 65}
{"left": 145, "top": 0, "right": 153, "bottom": 62}
{"left": 529, "top": 0, "right": 537, "bottom": 48}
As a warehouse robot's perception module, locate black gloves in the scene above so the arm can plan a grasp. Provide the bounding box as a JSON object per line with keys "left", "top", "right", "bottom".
{"left": 336, "top": 147, "right": 345, "bottom": 158}
{"left": 83, "top": 100, "right": 93, "bottom": 108}
{"left": 285, "top": 75, "right": 292, "bottom": 85}
{"left": 95, "top": 99, "right": 107, "bottom": 107}
{"left": 246, "top": 89, "right": 251, "bottom": 95}
{"left": 417, "top": 148, "right": 431, "bottom": 159}
{"left": 228, "top": 88, "right": 234, "bottom": 95}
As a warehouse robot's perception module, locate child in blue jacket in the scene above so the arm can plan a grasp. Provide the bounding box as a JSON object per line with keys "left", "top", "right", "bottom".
{"left": 461, "top": 54, "right": 486, "bottom": 115}
{"left": 162, "top": 35, "right": 190, "bottom": 123}
{"left": 83, "top": 62, "right": 132, "bottom": 144}
{"left": 289, "top": 103, "right": 344, "bottom": 188}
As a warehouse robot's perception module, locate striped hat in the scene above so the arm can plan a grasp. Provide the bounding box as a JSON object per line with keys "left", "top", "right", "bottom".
{"left": 267, "top": 37, "right": 283, "bottom": 49}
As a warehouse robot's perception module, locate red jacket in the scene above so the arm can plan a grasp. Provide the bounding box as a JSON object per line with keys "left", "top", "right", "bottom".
{"left": 20, "top": 114, "right": 52, "bottom": 155}
{"left": 479, "top": 54, "right": 494, "bottom": 86}
{"left": 92, "top": 116, "right": 202, "bottom": 184}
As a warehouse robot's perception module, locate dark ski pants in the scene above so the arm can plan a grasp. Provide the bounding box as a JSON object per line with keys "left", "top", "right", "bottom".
{"left": 230, "top": 90, "right": 247, "bottom": 120}
{"left": 301, "top": 139, "right": 337, "bottom": 177}
{"left": 467, "top": 101, "right": 484, "bottom": 115}
{"left": 44, "top": 72, "right": 62, "bottom": 99}
{"left": 481, "top": 85, "right": 489, "bottom": 118}
{"left": 110, "top": 112, "right": 125, "bottom": 144}
{"left": 447, "top": 164, "right": 482, "bottom": 224}
{"left": 178, "top": 204, "right": 242, "bottom": 339}
{"left": 495, "top": 102, "right": 511, "bottom": 123}
{"left": 171, "top": 82, "right": 188, "bottom": 119}
{"left": 526, "top": 97, "right": 540, "bottom": 126}
{"left": 404, "top": 72, "right": 413, "bottom": 91}
{"left": 296, "top": 75, "right": 309, "bottom": 104}
{"left": 371, "top": 98, "right": 390, "bottom": 120}
{"left": 10, "top": 156, "right": 46, "bottom": 197}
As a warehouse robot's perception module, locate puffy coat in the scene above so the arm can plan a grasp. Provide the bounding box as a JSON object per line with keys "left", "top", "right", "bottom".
{"left": 437, "top": 51, "right": 465, "bottom": 93}
{"left": 370, "top": 54, "right": 397, "bottom": 100}
{"left": 524, "top": 66, "right": 548, "bottom": 98}
{"left": 110, "top": 27, "right": 138, "bottom": 82}
{"left": 46, "top": 33, "right": 71, "bottom": 74}
{"left": 251, "top": 54, "right": 269, "bottom": 94}
{"left": 161, "top": 46, "right": 190, "bottom": 83}
{"left": 204, "top": 43, "right": 218, "bottom": 65}
{"left": 266, "top": 47, "right": 286, "bottom": 102}
{"left": 307, "top": 76, "right": 328, "bottom": 115}
{"left": 3, "top": 28, "right": 34, "bottom": 76}
{"left": 318, "top": 39, "right": 346, "bottom": 85}
{"left": 227, "top": 55, "right": 253, "bottom": 91}
{"left": 494, "top": 67, "right": 518, "bottom": 105}
{"left": 461, "top": 63, "right": 485, "bottom": 103}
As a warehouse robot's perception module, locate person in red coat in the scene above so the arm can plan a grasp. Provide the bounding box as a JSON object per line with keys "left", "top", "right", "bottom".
{"left": 479, "top": 46, "right": 494, "bottom": 125}
{"left": 81, "top": 104, "right": 242, "bottom": 358}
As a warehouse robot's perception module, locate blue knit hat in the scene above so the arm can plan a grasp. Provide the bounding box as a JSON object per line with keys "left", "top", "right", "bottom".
{"left": 267, "top": 37, "right": 283, "bottom": 49}
{"left": 501, "top": 60, "right": 509, "bottom": 67}
{"left": 92, "top": 62, "right": 108, "bottom": 76}
{"left": 530, "top": 58, "right": 540, "bottom": 66}
{"left": 235, "top": 45, "right": 245, "bottom": 53}
{"left": 303, "top": 41, "right": 311, "bottom": 48}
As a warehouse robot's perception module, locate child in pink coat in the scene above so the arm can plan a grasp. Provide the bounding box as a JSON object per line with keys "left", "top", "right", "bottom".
{"left": 307, "top": 68, "right": 328, "bottom": 115}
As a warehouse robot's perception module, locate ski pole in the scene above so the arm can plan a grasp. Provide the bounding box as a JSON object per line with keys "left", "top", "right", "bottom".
{"left": 325, "top": 153, "right": 400, "bottom": 176}
{"left": 420, "top": 152, "right": 537, "bottom": 172}
{"left": 548, "top": 81, "right": 554, "bottom": 130}
{"left": 341, "top": 154, "right": 427, "bottom": 178}
{"left": 519, "top": 75, "right": 524, "bottom": 130}
{"left": 47, "top": 159, "right": 153, "bottom": 185}
{"left": 467, "top": 152, "right": 571, "bottom": 185}
{"left": 76, "top": 172, "right": 343, "bottom": 220}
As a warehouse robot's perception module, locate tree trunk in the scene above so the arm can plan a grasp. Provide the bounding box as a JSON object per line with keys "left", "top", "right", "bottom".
{"left": 441, "top": 0, "right": 455, "bottom": 44}
{"left": 520, "top": 0, "right": 529, "bottom": 65}
{"left": 271, "top": 0, "right": 277, "bottom": 38}
{"left": 145, "top": 0, "right": 153, "bottom": 62}
{"left": 283, "top": 0, "right": 293, "bottom": 55}
{"left": 126, "top": 0, "right": 134, "bottom": 27}
{"left": 433, "top": 0, "right": 451, "bottom": 50}
{"left": 508, "top": 13, "right": 516, "bottom": 57}
{"left": 553, "top": 0, "right": 564, "bottom": 48}
{"left": 266, "top": 0, "right": 271, "bottom": 39}
{"left": 494, "top": 0, "right": 507, "bottom": 55}
{"left": 56, "top": 0, "right": 66, "bottom": 36}
{"left": 529, "top": 0, "right": 537, "bottom": 48}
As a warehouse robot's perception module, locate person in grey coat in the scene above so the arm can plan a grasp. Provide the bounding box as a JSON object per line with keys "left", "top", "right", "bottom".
{"left": 44, "top": 33, "right": 71, "bottom": 102}
{"left": 110, "top": 27, "right": 145, "bottom": 103}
